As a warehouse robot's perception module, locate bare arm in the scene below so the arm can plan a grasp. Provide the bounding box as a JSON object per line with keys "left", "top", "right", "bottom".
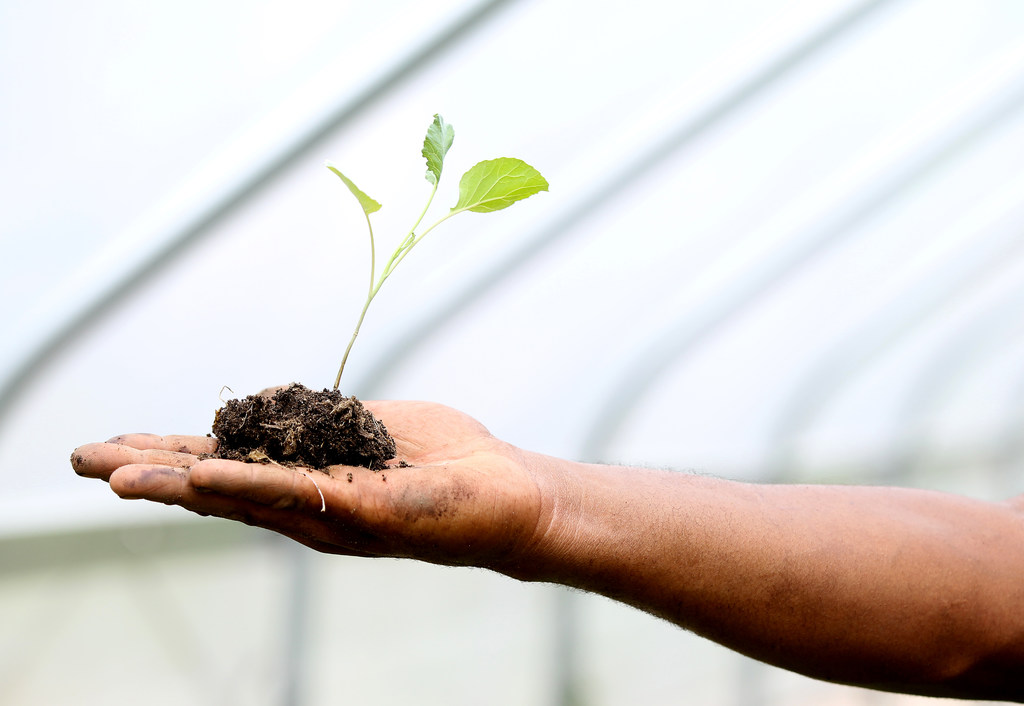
{"left": 513, "top": 458, "right": 1024, "bottom": 701}
{"left": 71, "top": 400, "right": 1024, "bottom": 701}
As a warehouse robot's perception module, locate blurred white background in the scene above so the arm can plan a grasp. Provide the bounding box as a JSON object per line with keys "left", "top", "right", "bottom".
{"left": 1, "top": 1, "right": 1022, "bottom": 704}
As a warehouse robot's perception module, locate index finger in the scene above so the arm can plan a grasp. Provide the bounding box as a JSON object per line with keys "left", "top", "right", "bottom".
{"left": 72, "top": 442, "right": 198, "bottom": 480}
{"left": 105, "top": 433, "right": 219, "bottom": 455}
{"left": 189, "top": 459, "right": 330, "bottom": 514}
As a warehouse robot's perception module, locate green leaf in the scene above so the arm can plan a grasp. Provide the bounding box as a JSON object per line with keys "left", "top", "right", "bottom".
{"left": 451, "top": 158, "right": 548, "bottom": 213}
{"left": 422, "top": 114, "right": 455, "bottom": 185}
{"left": 327, "top": 164, "right": 381, "bottom": 215}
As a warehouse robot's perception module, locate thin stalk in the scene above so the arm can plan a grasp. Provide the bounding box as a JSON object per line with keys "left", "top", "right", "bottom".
{"left": 333, "top": 289, "right": 375, "bottom": 390}
{"left": 405, "top": 181, "right": 439, "bottom": 247}
{"left": 382, "top": 210, "right": 458, "bottom": 276}
{"left": 366, "top": 212, "right": 377, "bottom": 300}
{"left": 333, "top": 183, "right": 447, "bottom": 389}
{"left": 334, "top": 212, "right": 376, "bottom": 390}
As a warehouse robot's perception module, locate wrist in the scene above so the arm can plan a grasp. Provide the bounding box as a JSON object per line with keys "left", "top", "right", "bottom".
{"left": 483, "top": 449, "right": 587, "bottom": 583}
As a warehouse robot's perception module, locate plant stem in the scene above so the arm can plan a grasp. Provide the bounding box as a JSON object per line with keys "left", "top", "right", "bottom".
{"left": 334, "top": 212, "right": 376, "bottom": 390}
{"left": 406, "top": 182, "right": 438, "bottom": 246}
{"left": 382, "top": 211, "right": 455, "bottom": 275}
{"left": 332, "top": 183, "right": 446, "bottom": 390}
{"left": 365, "top": 212, "right": 377, "bottom": 301}
{"left": 333, "top": 290, "right": 374, "bottom": 390}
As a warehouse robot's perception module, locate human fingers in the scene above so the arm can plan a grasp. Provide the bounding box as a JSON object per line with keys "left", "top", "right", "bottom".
{"left": 109, "top": 463, "right": 191, "bottom": 503}
{"left": 187, "top": 459, "right": 438, "bottom": 550}
{"left": 186, "top": 459, "right": 477, "bottom": 561}
{"left": 71, "top": 443, "right": 197, "bottom": 481}
{"left": 188, "top": 458, "right": 335, "bottom": 514}
{"left": 110, "top": 460, "right": 383, "bottom": 557}
{"left": 105, "top": 433, "right": 218, "bottom": 455}
{"left": 108, "top": 461, "right": 308, "bottom": 521}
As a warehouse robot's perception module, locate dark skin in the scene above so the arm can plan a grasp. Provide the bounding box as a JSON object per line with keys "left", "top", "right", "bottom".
{"left": 72, "top": 399, "right": 1024, "bottom": 702}
{"left": 72, "top": 401, "right": 546, "bottom": 566}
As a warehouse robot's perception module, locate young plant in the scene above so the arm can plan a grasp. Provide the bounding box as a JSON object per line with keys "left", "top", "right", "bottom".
{"left": 327, "top": 114, "right": 548, "bottom": 389}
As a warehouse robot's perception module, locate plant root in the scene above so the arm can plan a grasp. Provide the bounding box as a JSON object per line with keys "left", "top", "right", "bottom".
{"left": 301, "top": 471, "right": 327, "bottom": 513}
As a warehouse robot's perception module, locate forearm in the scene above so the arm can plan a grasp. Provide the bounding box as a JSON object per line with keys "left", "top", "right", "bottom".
{"left": 498, "top": 453, "right": 1024, "bottom": 701}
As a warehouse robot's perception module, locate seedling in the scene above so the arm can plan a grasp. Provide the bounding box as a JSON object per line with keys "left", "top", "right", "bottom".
{"left": 210, "top": 115, "right": 547, "bottom": 470}
{"left": 327, "top": 113, "right": 548, "bottom": 388}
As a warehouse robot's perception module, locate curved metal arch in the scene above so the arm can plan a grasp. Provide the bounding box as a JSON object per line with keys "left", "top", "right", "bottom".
{"left": 579, "top": 44, "right": 1024, "bottom": 466}
{"left": 994, "top": 348, "right": 1024, "bottom": 481}
{"left": 881, "top": 275, "right": 1024, "bottom": 487}
{"left": 358, "top": 0, "right": 902, "bottom": 400}
{"left": 0, "top": 0, "right": 520, "bottom": 431}
{"left": 355, "top": 5, "right": 910, "bottom": 706}
{"left": 759, "top": 171, "right": 1024, "bottom": 484}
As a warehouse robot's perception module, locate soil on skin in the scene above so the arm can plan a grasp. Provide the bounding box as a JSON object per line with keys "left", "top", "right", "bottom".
{"left": 212, "top": 383, "right": 396, "bottom": 470}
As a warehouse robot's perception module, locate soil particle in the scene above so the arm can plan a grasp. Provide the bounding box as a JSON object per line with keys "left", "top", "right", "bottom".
{"left": 211, "top": 383, "right": 396, "bottom": 470}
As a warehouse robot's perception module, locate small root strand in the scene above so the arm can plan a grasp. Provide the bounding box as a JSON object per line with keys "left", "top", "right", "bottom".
{"left": 301, "top": 472, "right": 327, "bottom": 513}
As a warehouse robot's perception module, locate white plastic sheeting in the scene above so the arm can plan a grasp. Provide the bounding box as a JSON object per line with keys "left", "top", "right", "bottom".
{"left": 1, "top": 1, "right": 1022, "bottom": 704}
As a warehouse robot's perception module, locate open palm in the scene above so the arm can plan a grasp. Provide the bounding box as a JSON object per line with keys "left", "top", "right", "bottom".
{"left": 72, "top": 400, "right": 549, "bottom": 570}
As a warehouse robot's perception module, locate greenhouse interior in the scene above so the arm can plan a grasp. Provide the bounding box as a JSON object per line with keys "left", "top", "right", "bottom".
{"left": 2, "top": 1, "right": 1023, "bottom": 704}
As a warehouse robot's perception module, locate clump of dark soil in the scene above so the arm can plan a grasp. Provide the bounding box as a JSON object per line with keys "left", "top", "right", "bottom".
{"left": 212, "top": 383, "right": 395, "bottom": 470}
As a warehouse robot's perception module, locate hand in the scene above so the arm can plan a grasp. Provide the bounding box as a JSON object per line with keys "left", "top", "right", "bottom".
{"left": 71, "top": 400, "right": 552, "bottom": 570}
